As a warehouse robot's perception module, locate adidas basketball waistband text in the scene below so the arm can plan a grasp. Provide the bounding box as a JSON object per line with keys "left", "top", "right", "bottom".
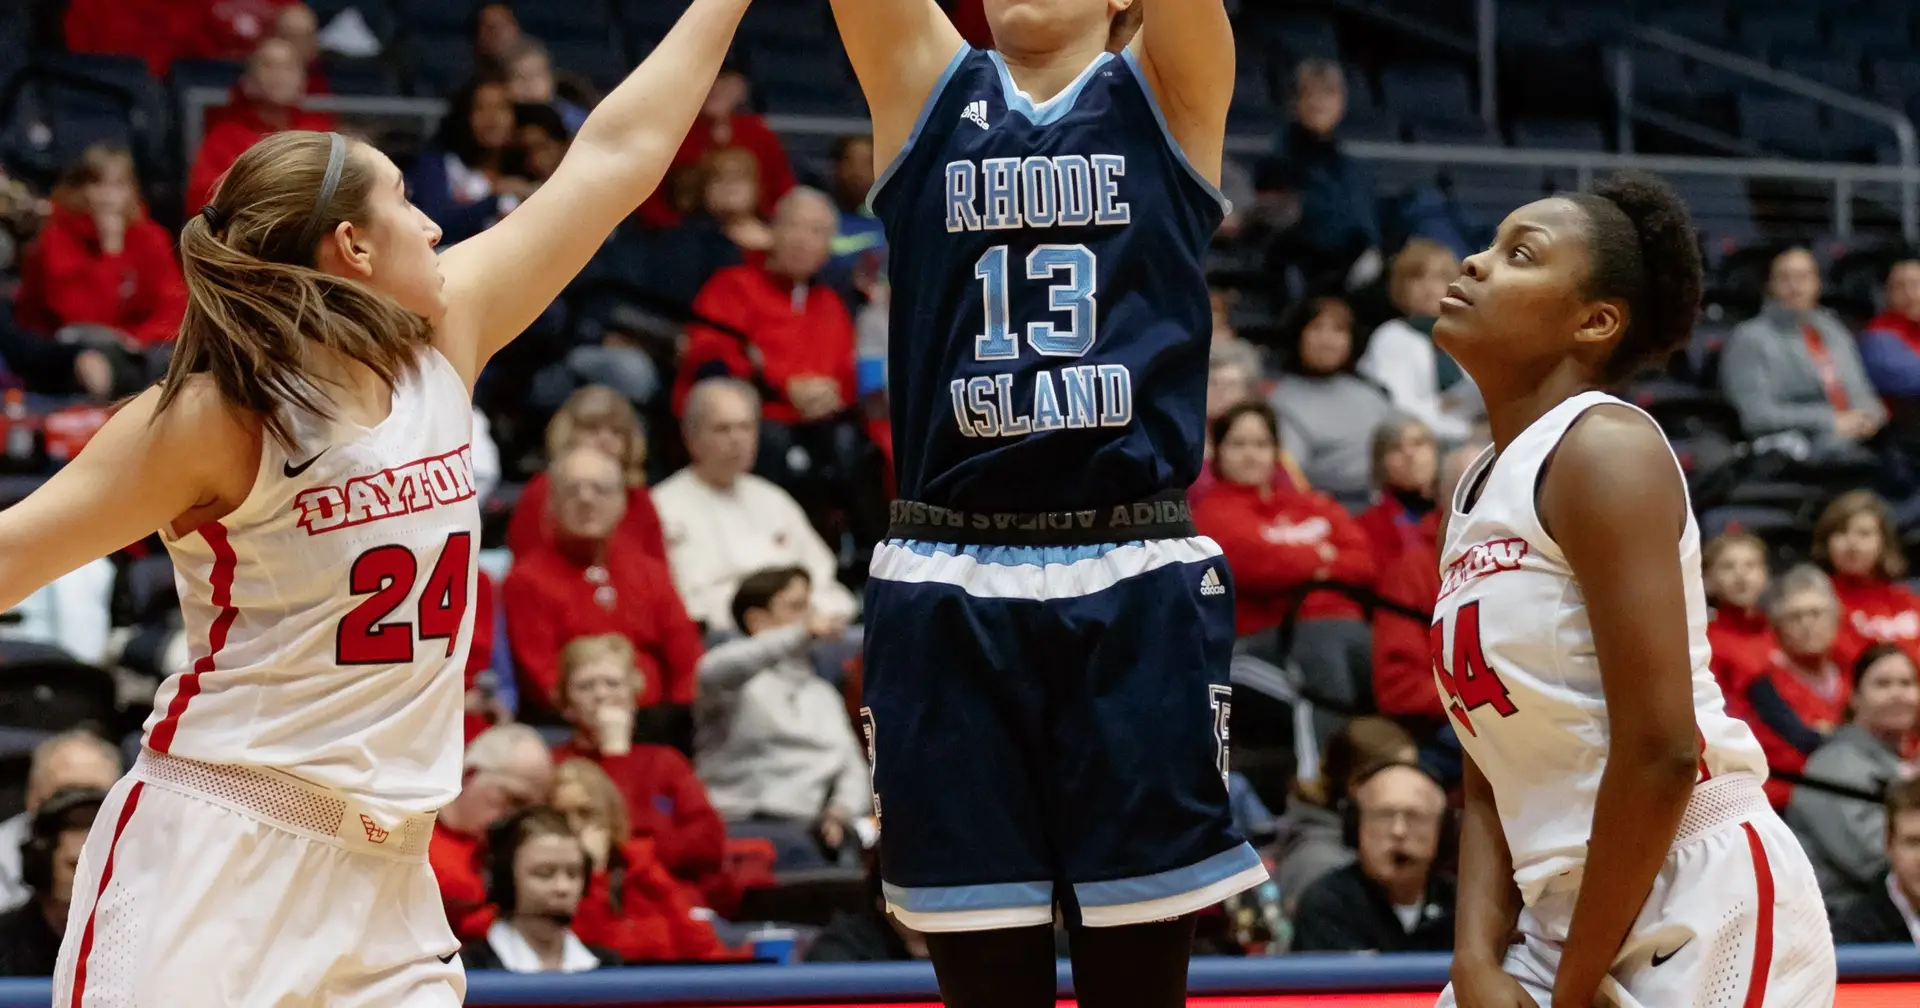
{"left": 887, "top": 490, "right": 1197, "bottom": 546}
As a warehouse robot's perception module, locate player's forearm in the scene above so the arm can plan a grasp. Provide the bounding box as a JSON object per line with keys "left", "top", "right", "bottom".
{"left": 1550, "top": 745, "right": 1696, "bottom": 1008}
{"left": 1451, "top": 758, "right": 1522, "bottom": 972}
{"left": 572, "top": 0, "right": 751, "bottom": 182}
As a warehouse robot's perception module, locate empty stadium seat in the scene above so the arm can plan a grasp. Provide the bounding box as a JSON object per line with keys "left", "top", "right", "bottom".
{"left": 1830, "top": 16, "right": 1903, "bottom": 57}
{"left": 1496, "top": 2, "right": 1561, "bottom": 46}
{"left": 409, "top": 33, "right": 473, "bottom": 97}
{"left": 737, "top": 0, "right": 832, "bottom": 46}
{"left": 394, "top": 0, "right": 473, "bottom": 35}
{"left": 1663, "top": 173, "right": 1758, "bottom": 252}
{"left": 1736, "top": 93, "right": 1827, "bottom": 159}
{"left": 1778, "top": 54, "right": 1864, "bottom": 94}
{"left": 1246, "top": 13, "right": 1340, "bottom": 64}
{"left": 1648, "top": 7, "right": 1730, "bottom": 44}
{"left": 1870, "top": 59, "right": 1920, "bottom": 103}
{"left": 1337, "top": 111, "right": 1402, "bottom": 144}
{"left": 1556, "top": 6, "right": 1631, "bottom": 44}
{"left": 1735, "top": 12, "right": 1820, "bottom": 59}
{"left": 322, "top": 57, "right": 399, "bottom": 97}
{"left": 548, "top": 39, "right": 630, "bottom": 92}
{"left": 169, "top": 58, "right": 245, "bottom": 94}
{"left": 1377, "top": 62, "right": 1475, "bottom": 126}
{"left": 1510, "top": 117, "right": 1607, "bottom": 151}
{"left": 512, "top": 0, "right": 614, "bottom": 43}
{"left": 1408, "top": 119, "right": 1499, "bottom": 147}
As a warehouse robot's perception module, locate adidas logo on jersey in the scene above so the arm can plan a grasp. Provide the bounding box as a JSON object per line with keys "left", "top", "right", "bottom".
{"left": 1199, "top": 567, "right": 1226, "bottom": 596}
{"left": 961, "top": 100, "right": 991, "bottom": 131}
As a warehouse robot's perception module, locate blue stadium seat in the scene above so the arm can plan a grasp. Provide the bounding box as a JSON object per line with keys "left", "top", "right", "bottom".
{"left": 1735, "top": 12, "right": 1819, "bottom": 59}
{"left": 1366, "top": 160, "right": 1441, "bottom": 198}
{"left": 1557, "top": 6, "right": 1631, "bottom": 44}
{"left": 1337, "top": 111, "right": 1401, "bottom": 144}
{"left": 1341, "top": 65, "right": 1376, "bottom": 116}
{"left": 1510, "top": 117, "right": 1607, "bottom": 151}
{"left": 1615, "top": 48, "right": 1691, "bottom": 100}
{"left": 616, "top": 0, "right": 692, "bottom": 36}
{"left": 1497, "top": 1, "right": 1562, "bottom": 46}
{"left": 737, "top": 0, "right": 831, "bottom": 46}
{"left": 321, "top": 58, "right": 399, "bottom": 97}
{"left": 1648, "top": 7, "right": 1730, "bottom": 44}
{"left": 548, "top": 39, "right": 629, "bottom": 93}
{"left": 1829, "top": 16, "right": 1904, "bottom": 56}
{"left": 410, "top": 34, "right": 473, "bottom": 97}
{"left": 394, "top": 0, "right": 473, "bottom": 35}
{"left": 513, "top": 0, "right": 613, "bottom": 44}
{"left": 1736, "top": 94, "right": 1827, "bottom": 159}
{"left": 746, "top": 42, "right": 859, "bottom": 117}
{"left": 1870, "top": 59, "right": 1920, "bottom": 103}
{"left": 1377, "top": 62, "right": 1475, "bottom": 126}
{"left": 1825, "top": 110, "right": 1892, "bottom": 163}
{"left": 1246, "top": 13, "right": 1340, "bottom": 64}
{"left": 1445, "top": 164, "right": 1547, "bottom": 219}
{"left": 1233, "top": 63, "right": 1274, "bottom": 111}
{"left": 1408, "top": 118, "right": 1500, "bottom": 147}
{"left": 1663, "top": 172, "right": 1757, "bottom": 250}
{"left": 169, "top": 59, "right": 245, "bottom": 94}
{"left": 1778, "top": 54, "right": 1863, "bottom": 94}
{"left": 1226, "top": 97, "right": 1282, "bottom": 137}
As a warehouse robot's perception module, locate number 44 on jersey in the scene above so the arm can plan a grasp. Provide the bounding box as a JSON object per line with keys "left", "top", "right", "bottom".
{"left": 1428, "top": 601, "right": 1518, "bottom": 735}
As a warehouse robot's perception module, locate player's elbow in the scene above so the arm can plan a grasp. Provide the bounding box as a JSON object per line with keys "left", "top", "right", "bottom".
{"left": 1613, "top": 728, "right": 1700, "bottom": 783}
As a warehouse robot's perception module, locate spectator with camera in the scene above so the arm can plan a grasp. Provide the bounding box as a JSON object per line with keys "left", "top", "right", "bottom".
{"left": 1289, "top": 762, "right": 1456, "bottom": 953}
{"left": 459, "top": 807, "right": 619, "bottom": 972}
{"left": 696, "top": 567, "right": 870, "bottom": 869}
{"left": 187, "top": 36, "right": 336, "bottom": 213}
{"left": 0, "top": 730, "right": 122, "bottom": 911}
{"left": 1831, "top": 776, "right": 1920, "bottom": 945}
{"left": 0, "top": 788, "right": 106, "bottom": 976}
{"left": 655, "top": 378, "right": 858, "bottom": 634}
{"left": 432, "top": 725, "right": 554, "bottom": 941}
{"left": 504, "top": 447, "right": 704, "bottom": 724}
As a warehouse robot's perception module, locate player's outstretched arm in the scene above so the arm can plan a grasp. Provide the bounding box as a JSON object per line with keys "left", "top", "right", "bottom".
{"left": 433, "top": 0, "right": 752, "bottom": 382}
{"left": 0, "top": 381, "right": 255, "bottom": 614}
{"left": 1538, "top": 406, "right": 1701, "bottom": 1008}
{"left": 1128, "top": 0, "right": 1234, "bottom": 187}
{"left": 826, "top": 0, "right": 965, "bottom": 172}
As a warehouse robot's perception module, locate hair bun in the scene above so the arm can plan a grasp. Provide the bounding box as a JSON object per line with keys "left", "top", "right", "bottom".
{"left": 1589, "top": 170, "right": 1702, "bottom": 383}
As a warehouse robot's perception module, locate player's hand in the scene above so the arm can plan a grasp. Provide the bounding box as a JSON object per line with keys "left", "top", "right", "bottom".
{"left": 1450, "top": 962, "right": 1540, "bottom": 1008}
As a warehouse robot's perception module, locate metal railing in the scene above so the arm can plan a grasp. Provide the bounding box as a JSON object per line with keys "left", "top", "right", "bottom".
{"left": 181, "top": 86, "right": 446, "bottom": 163}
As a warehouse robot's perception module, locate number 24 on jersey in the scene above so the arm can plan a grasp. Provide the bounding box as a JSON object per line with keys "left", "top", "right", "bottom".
{"left": 1428, "top": 601, "right": 1518, "bottom": 735}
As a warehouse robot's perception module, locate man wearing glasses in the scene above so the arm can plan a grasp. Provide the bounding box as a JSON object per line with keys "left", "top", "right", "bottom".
{"left": 1291, "top": 761, "right": 1456, "bottom": 952}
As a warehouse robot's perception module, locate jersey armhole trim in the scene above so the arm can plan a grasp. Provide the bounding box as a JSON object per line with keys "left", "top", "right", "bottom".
{"left": 1119, "top": 47, "right": 1232, "bottom": 217}
{"left": 869, "top": 43, "right": 973, "bottom": 208}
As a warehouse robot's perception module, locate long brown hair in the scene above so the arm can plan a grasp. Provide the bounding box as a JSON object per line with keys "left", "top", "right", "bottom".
{"left": 161, "top": 131, "right": 432, "bottom": 450}
{"left": 1811, "top": 489, "right": 1907, "bottom": 581}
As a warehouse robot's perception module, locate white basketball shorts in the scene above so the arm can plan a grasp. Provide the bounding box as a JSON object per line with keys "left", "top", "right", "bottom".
{"left": 53, "top": 751, "right": 463, "bottom": 1008}
{"left": 1437, "top": 774, "right": 1836, "bottom": 1008}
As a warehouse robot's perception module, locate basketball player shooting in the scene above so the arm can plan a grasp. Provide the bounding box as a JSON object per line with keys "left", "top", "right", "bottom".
{"left": 0, "top": 1, "right": 751, "bottom": 1003}
{"left": 828, "top": 1, "right": 1255, "bottom": 1006}
{"left": 1427, "top": 172, "right": 1836, "bottom": 1008}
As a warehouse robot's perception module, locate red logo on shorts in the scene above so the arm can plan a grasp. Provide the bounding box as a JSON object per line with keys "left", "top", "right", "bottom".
{"left": 359, "top": 814, "right": 391, "bottom": 844}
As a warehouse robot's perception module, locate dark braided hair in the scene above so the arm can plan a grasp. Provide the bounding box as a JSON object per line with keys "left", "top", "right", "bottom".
{"left": 1563, "top": 171, "right": 1703, "bottom": 385}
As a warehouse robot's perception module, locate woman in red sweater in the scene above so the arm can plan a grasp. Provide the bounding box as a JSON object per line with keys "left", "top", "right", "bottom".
{"left": 1727, "top": 564, "right": 1853, "bottom": 808}
{"left": 1354, "top": 414, "right": 1438, "bottom": 564}
{"left": 16, "top": 146, "right": 185, "bottom": 377}
{"left": 1192, "top": 401, "right": 1375, "bottom": 747}
{"left": 1703, "top": 532, "right": 1774, "bottom": 696}
{"left": 550, "top": 758, "right": 743, "bottom": 963}
{"left": 1813, "top": 490, "right": 1920, "bottom": 670}
{"left": 508, "top": 385, "right": 668, "bottom": 560}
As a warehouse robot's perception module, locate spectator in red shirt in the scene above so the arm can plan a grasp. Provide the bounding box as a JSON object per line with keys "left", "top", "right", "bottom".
{"left": 431, "top": 725, "right": 554, "bottom": 941}
{"left": 463, "top": 569, "right": 501, "bottom": 745}
{"left": 548, "top": 635, "right": 733, "bottom": 913}
{"left": 186, "top": 37, "right": 336, "bottom": 214}
{"left": 15, "top": 146, "right": 185, "bottom": 392}
{"left": 1729, "top": 565, "right": 1854, "bottom": 808}
{"left": 639, "top": 69, "right": 795, "bottom": 229}
{"left": 1705, "top": 532, "right": 1774, "bottom": 696}
{"left": 1370, "top": 445, "right": 1477, "bottom": 729}
{"left": 550, "top": 758, "right": 739, "bottom": 962}
{"left": 1354, "top": 415, "right": 1438, "bottom": 565}
{"left": 504, "top": 448, "right": 705, "bottom": 724}
{"left": 1193, "top": 401, "right": 1375, "bottom": 748}
{"left": 1813, "top": 490, "right": 1920, "bottom": 670}
{"left": 269, "top": 2, "right": 331, "bottom": 95}
{"left": 509, "top": 386, "right": 668, "bottom": 561}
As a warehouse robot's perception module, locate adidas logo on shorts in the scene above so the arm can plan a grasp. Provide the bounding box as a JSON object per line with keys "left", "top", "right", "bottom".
{"left": 1199, "top": 567, "right": 1226, "bottom": 597}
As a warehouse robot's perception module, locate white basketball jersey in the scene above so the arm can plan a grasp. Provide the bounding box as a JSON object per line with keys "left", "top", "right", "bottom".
{"left": 146, "top": 347, "right": 480, "bottom": 817}
{"left": 1432, "top": 390, "right": 1767, "bottom": 905}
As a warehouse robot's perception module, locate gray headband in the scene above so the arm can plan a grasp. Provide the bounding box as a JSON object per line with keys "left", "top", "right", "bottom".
{"left": 298, "top": 132, "right": 349, "bottom": 262}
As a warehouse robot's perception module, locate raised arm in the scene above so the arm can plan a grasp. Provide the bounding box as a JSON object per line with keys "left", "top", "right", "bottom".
{"left": 432, "top": 0, "right": 752, "bottom": 381}
{"left": 827, "top": 0, "right": 965, "bottom": 173}
{"left": 0, "top": 381, "right": 256, "bottom": 613}
{"left": 1129, "top": 0, "right": 1235, "bottom": 187}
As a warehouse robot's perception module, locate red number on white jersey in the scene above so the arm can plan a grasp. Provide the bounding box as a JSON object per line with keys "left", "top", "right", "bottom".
{"left": 336, "top": 532, "right": 473, "bottom": 665}
{"left": 1428, "top": 601, "right": 1519, "bottom": 735}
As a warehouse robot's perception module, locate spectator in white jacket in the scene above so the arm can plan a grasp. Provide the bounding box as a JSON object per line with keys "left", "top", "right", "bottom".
{"left": 655, "top": 378, "right": 858, "bottom": 633}
{"left": 694, "top": 567, "right": 869, "bottom": 869}
{"left": 1356, "top": 239, "right": 1481, "bottom": 445}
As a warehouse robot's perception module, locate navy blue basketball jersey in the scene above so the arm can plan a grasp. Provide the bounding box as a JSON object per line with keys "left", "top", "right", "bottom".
{"left": 872, "top": 45, "right": 1228, "bottom": 513}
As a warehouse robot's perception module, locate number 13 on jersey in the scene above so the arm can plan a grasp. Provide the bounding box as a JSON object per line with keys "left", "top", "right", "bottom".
{"left": 1428, "top": 601, "right": 1518, "bottom": 735}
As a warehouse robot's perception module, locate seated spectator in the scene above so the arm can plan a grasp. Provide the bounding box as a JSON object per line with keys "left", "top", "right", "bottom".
{"left": 1355, "top": 415, "right": 1438, "bottom": 564}
{"left": 473, "top": 2, "right": 524, "bottom": 69}
{"left": 503, "top": 448, "right": 703, "bottom": 722}
{"left": 1194, "top": 402, "right": 1375, "bottom": 748}
{"left": 513, "top": 103, "right": 571, "bottom": 183}
{"left": 823, "top": 135, "right": 885, "bottom": 297}
{"left": 696, "top": 568, "right": 869, "bottom": 869}
{"left": 0, "top": 730, "right": 122, "bottom": 911}
{"left": 643, "top": 147, "right": 764, "bottom": 308}
{"left": 1192, "top": 342, "right": 1306, "bottom": 505}
{"left": 1357, "top": 239, "right": 1481, "bottom": 444}
{"left": 509, "top": 386, "right": 668, "bottom": 560}
{"left": 1787, "top": 644, "right": 1920, "bottom": 907}
{"left": 1813, "top": 490, "right": 1920, "bottom": 669}
{"left": 805, "top": 853, "right": 930, "bottom": 963}
{"left": 408, "top": 71, "right": 535, "bottom": 246}
{"left": 1720, "top": 247, "right": 1886, "bottom": 452}
{"left": 431, "top": 725, "right": 554, "bottom": 941}
{"left": 654, "top": 378, "right": 858, "bottom": 633}
{"left": 1830, "top": 776, "right": 1920, "bottom": 945}
{"left": 549, "top": 759, "right": 737, "bottom": 962}
{"left": 1269, "top": 717, "right": 1418, "bottom": 912}
{"left": 548, "top": 635, "right": 731, "bottom": 912}
{"left": 1271, "top": 294, "right": 1396, "bottom": 509}
{"left": 1372, "top": 447, "right": 1477, "bottom": 733}
{"left": 505, "top": 40, "right": 590, "bottom": 135}
{"left": 1705, "top": 532, "right": 1775, "bottom": 696}
{"left": 15, "top": 146, "right": 183, "bottom": 393}
{"left": 269, "top": 2, "right": 328, "bottom": 93}
{"left": 459, "top": 807, "right": 618, "bottom": 972}
{"left": 1857, "top": 259, "right": 1920, "bottom": 398}
{"left": 186, "top": 36, "right": 336, "bottom": 214}
{"left": 0, "top": 788, "right": 104, "bottom": 976}
{"left": 1730, "top": 565, "right": 1853, "bottom": 809}
{"left": 641, "top": 69, "right": 796, "bottom": 228}
{"left": 1291, "top": 762, "right": 1455, "bottom": 952}
{"left": 1260, "top": 60, "right": 1381, "bottom": 286}
{"left": 464, "top": 569, "right": 503, "bottom": 745}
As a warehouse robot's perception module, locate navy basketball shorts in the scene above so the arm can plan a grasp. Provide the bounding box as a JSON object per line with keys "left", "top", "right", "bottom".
{"left": 859, "top": 536, "right": 1266, "bottom": 933}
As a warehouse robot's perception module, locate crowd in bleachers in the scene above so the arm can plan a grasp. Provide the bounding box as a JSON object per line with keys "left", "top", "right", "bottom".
{"left": 5, "top": 0, "right": 1920, "bottom": 981}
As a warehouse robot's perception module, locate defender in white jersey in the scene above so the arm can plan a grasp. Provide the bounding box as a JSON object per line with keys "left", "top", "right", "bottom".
{"left": 1427, "top": 173, "right": 1834, "bottom": 1008}
{"left": 0, "top": 3, "right": 752, "bottom": 1003}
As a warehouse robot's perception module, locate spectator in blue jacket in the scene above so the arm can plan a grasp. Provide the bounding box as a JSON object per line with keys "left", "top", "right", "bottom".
{"left": 408, "top": 71, "right": 536, "bottom": 246}
{"left": 1259, "top": 60, "right": 1381, "bottom": 284}
{"left": 1859, "top": 259, "right": 1920, "bottom": 398}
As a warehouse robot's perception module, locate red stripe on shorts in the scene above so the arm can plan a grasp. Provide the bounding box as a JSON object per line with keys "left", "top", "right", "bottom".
{"left": 1740, "top": 821, "right": 1776, "bottom": 1008}
{"left": 70, "top": 781, "right": 145, "bottom": 1008}
{"left": 148, "top": 523, "right": 238, "bottom": 753}
{"left": 1695, "top": 725, "right": 1712, "bottom": 782}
